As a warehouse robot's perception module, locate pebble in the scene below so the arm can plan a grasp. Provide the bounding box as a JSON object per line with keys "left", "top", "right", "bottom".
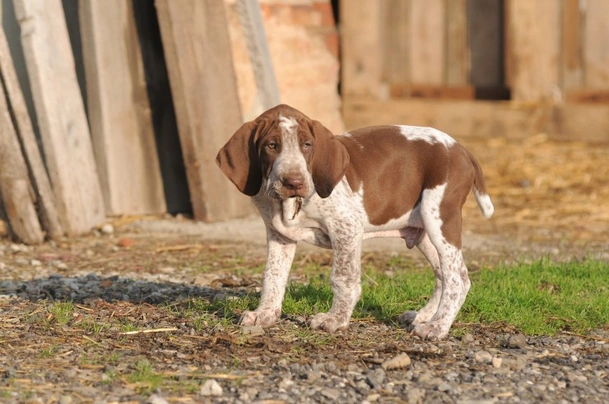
{"left": 100, "top": 224, "right": 114, "bottom": 234}
{"left": 507, "top": 334, "right": 528, "bottom": 349}
{"left": 242, "top": 325, "right": 265, "bottom": 336}
{"left": 381, "top": 353, "right": 411, "bottom": 370}
{"left": 492, "top": 356, "right": 503, "bottom": 368}
{"left": 474, "top": 350, "right": 493, "bottom": 364}
{"left": 200, "top": 379, "right": 223, "bottom": 396}
{"left": 147, "top": 394, "right": 169, "bottom": 404}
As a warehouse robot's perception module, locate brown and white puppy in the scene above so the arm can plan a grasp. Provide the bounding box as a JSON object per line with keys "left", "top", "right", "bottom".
{"left": 216, "top": 104, "right": 493, "bottom": 339}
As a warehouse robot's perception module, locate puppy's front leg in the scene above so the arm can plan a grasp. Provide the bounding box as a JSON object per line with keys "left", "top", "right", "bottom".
{"left": 240, "top": 227, "right": 296, "bottom": 327}
{"left": 310, "top": 230, "right": 362, "bottom": 332}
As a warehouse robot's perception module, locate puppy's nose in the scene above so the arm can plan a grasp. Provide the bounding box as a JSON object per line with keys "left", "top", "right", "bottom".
{"left": 282, "top": 175, "right": 304, "bottom": 190}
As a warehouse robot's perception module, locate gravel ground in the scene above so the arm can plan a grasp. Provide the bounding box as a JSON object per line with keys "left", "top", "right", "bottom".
{"left": 0, "top": 224, "right": 608, "bottom": 404}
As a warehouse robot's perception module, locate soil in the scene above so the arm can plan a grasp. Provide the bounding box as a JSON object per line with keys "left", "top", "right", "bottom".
{"left": 0, "top": 137, "right": 608, "bottom": 403}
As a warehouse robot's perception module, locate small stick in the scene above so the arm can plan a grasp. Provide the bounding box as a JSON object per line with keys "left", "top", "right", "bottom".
{"left": 120, "top": 327, "right": 178, "bottom": 335}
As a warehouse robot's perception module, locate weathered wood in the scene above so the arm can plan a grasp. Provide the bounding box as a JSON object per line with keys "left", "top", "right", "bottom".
{"left": 583, "top": 0, "right": 609, "bottom": 89}
{"left": 340, "top": 0, "right": 383, "bottom": 97}
{"left": 409, "top": 0, "right": 445, "bottom": 85}
{"left": 0, "top": 27, "right": 63, "bottom": 238}
{"left": 505, "top": 0, "right": 561, "bottom": 101}
{"left": 156, "top": 0, "right": 253, "bottom": 222}
{"left": 381, "top": 0, "right": 411, "bottom": 85}
{"left": 446, "top": 0, "right": 469, "bottom": 85}
{"left": 13, "top": 0, "right": 105, "bottom": 235}
{"left": 561, "top": 0, "right": 583, "bottom": 91}
{"left": 390, "top": 84, "right": 474, "bottom": 99}
{"left": 343, "top": 97, "right": 609, "bottom": 143}
{"left": 79, "top": 0, "right": 166, "bottom": 215}
{"left": 0, "top": 83, "right": 44, "bottom": 244}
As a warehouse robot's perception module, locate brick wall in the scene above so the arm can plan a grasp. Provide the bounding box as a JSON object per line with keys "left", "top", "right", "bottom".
{"left": 225, "top": 0, "right": 344, "bottom": 134}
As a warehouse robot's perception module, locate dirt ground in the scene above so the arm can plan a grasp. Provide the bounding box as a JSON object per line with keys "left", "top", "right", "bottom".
{"left": 0, "top": 136, "right": 608, "bottom": 403}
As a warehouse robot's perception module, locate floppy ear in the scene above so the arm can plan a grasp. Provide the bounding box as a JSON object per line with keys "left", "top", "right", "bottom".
{"left": 309, "top": 120, "right": 350, "bottom": 198}
{"left": 216, "top": 121, "right": 262, "bottom": 196}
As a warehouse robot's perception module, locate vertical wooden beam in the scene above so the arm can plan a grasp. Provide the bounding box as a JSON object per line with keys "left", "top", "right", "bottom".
{"left": 79, "top": 0, "right": 166, "bottom": 215}
{"left": 409, "top": 0, "right": 446, "bottom": 85}
{"left": 0, "top": 80, "right": 44, "bottom": 244}
{"left": 13, "top": 0, "right": 105, "bottom": 235}
{"left": 446, "top": 0, "right": 469, "bottom": 85}
{"left": 340, "top": 0, "right": 383, "bottom": 97}
{"left": 583, "top": 0, "right": 609, "bottom": 89}
{"left": 505, "top": 0, "right": 561, "bottom": 101}
{"left": 0, "top": 28, "right": 63, "bottom": 238}
{"left": 561, "top": 0, "right": 584, "bottom": 91}
{"left": 381, "top": 0, "right": 411, "bottom": 86}
{"left": 156, "top": 0, "right": 252, "bottom": 222}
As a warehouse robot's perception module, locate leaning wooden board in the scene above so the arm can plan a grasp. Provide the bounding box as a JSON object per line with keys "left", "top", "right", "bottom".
{"left": 0, "top": 79, "right": 44, "bottom": 244}
{"left": 156, "top": 0, "right": 253, "bottom": 221}
{"left": 13, "top": 0, "right": 105, "bottom": 235}
{"left": 0, "top": 27, "right": 63, "bottom": 239}
{"left": 79, "top": 0, "right": 166, "bottom": 215}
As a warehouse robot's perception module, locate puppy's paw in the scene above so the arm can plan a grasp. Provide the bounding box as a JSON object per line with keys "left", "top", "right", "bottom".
{"left": 411, "top": 322, "right": 450, "bottom": 340}
{"left": 239, "top": 309, "right": 280, "bottom": 327}
{"left": 309, "top": 313, "right": 349, "bottom": 332}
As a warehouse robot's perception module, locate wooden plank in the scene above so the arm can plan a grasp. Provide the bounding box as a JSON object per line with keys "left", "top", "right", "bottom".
{"left": 561, "top": 0, "right": 584, "bottom": 91}
{"left": 566, "top": 89, "right": 609, "bottom": 103}
{"left": 79, "top": 0, "right": 166, "bottom": 215}
{"left": 505, "top": 0, "right": 561, "bottom": 101}
{"left": 235, "top": 0, "right": 281, "bottom": 109}
{"left": 390, "top": 84, "right": 474, "bottom": 99}
{"left": 409, "top": 0, "right": 445, "bottom": 85}
{"left": 340, "top": 0, "right": 383, "bottom": 96}
{"left": 0, "top": 28, "right": 63, "bottom": 238}
{"left": 446, "top": 0, "right": 469, "bottom": 85}
{"left": 381, "top": 0, "right": 411, "bottom": 85}
{"left": 0, "top": 82, "right": 44, "bottom": 244}
{"left": 156, "top": 0, "right": 253, "bottom": 222}
{"left": 583, "top": 0, "right": 609, "bottom": 89}
{"left": 343, "top": 97, "right": 609, "bottom": 142}
{"left": 13, "top": 0, "right": 105, "bottom": 235}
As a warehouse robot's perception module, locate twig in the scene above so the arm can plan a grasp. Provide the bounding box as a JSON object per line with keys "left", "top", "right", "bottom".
{"left": 120, "top": 327, "right": 178, "bottom": 335}
{"left": 562, "top": 331, "right": 609, "bottom": 343}
{"left": 155, "top": 244, "right": 202, "bottom": 253}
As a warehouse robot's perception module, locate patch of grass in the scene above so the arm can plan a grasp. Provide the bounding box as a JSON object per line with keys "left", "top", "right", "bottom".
{"left": 47, "top": 302, "right": 74, "bottom": 325}
{"left": 39, "top": 343, "right": 59, "bottom": 358}
{"left": 282, "top": 258, "right": 608, "bottom": 336}
{"left": 461, "top": 259, "right": 609, "bottom": 335}
{"left": 127, "top": 359, "right": 164, "bottom": 395}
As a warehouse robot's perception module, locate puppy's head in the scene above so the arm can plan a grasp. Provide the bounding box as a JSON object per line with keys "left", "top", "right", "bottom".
{"left": 216, "top": 104, "right": 349, "bottom": 200}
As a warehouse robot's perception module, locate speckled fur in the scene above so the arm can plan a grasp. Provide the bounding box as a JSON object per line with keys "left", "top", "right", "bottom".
{"left": 218, "top": 105, "right": 493, "bottom": 340}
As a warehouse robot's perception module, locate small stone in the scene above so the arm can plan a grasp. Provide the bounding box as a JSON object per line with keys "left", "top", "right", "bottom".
{"left": 117, "top": 237, "right": 135, "bottom": 247}
{"left": 365, "top": 368, "right": 386, "bottom": 389}
{"left": 242, "top": 325, "right": 265, "bottom": 336}
{"left": 407, "top": 387, "right": 425, "bottom": 403}
{"left": 56, "top": 262, "right": 68, "bottom": 270}
{"left": 461, "top": 333, "right": 475, "bottom": 343}
{"left": 0, "top": 262, "right": 5, "bottom": 270}
{"left": 366, "top": 393, "right": 381, "bottom": 402}
{"left": 30, "top": 259, "right": 42, "bottom": 267}
{"left": 381, "top": 353, "right": 412, "bottom": 370}
{"left": 506, "top": 334, "right": 527, "bottom": 349}
{"left": 147, "top": 394, "right": 169, "bottom": 404}
{"left": 437, "top": 382, "right": 451, "bottom": 392}
{"left": 492, "top": 356, "right": 503, "bottom": 368}
{"left": 279, "top": 378, "right": 294, "bottom": 390}
{"left": 58, "top": 396, "right": 73, "bottom": 404}
{"left": 200, "top": 379, "right": 223, "bottom": 396}
{"left": 320, "top": 388, "right": 341, "bottom": 400}
{"left": 474, "top": 350, "right": 493, "bottom": 364}
{"left": 100, "top": 224, "right": 114, "bottom": 234}
{"left": 570, "top": 355, "right": 578, "bottom": 362}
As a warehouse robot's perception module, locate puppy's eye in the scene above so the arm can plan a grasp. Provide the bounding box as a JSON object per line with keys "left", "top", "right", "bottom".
{"left": 302, "top": 141, "right": 312, "bottom": 149}
{"left": 267, "top": 141, "right": 278, "bottom": 150}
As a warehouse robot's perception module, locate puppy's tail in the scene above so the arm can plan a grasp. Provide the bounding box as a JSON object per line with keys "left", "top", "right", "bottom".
{"left": 468, "top": 150, "right": 494, "bottom": 219}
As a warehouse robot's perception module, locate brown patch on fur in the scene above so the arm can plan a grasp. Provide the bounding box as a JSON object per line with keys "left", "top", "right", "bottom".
{"left": 439, "top": 144, "right": 476, "bottom": 248}
{"left": 338, "top": 126, "right": 448, "bottom": 226}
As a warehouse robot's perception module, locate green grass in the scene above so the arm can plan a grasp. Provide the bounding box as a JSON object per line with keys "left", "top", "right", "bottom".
{"left": 47, "top": 302, "right": 74, "bottom": 325}
{"left": 127, "top": 359, "right": 164, "bottom": 394}
{"left": 209, "top": 258, "right": 608, "bottom": 336}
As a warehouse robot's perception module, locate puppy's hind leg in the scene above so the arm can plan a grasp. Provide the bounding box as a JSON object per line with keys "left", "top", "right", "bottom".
{"left": 398, "top": 232, "right": 442, "bottom": 329}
